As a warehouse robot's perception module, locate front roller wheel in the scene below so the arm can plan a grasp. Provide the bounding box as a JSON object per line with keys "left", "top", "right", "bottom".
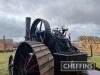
{"left": 8, "top": 55, "right": 14, "bottom": 75}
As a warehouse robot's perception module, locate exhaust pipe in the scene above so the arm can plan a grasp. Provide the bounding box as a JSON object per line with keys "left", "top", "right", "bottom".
{"left": 25, "top": 17, "right": 31, "bottom": 41}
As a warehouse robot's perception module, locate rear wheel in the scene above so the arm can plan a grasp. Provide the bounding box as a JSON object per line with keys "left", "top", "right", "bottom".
{"left": 13, "top": 42, "right": 54, "bottom": 75}
{"left": 13, "top": 42, "right": 40, "bottom": 75}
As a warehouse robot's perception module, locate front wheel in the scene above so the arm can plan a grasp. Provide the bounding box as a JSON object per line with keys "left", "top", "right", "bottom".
{"left": 8, "top": 55, "right": 14, "bottom": 75}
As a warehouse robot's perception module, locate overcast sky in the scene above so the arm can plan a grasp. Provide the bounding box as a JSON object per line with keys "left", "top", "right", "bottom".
{"left": 0, "top": 0, "right": 100, "bottom": 42}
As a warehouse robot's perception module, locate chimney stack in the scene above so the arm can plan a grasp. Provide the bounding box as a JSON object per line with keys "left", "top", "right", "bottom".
{"left": 25, "top": 17, "right": 31, "bottom": 41}
{"left": 3, "top": 35, "right": 6, "bottom": 50}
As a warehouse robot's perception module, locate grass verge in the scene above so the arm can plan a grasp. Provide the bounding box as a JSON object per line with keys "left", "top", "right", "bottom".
{"left": 0, "top": 52, "right": 100, "bottom": 75}
{"left": 0, "top": 51, "right": 15, "bottom": 75}
{"left": 89, "top": 56, "right": 100, "bottom": 68}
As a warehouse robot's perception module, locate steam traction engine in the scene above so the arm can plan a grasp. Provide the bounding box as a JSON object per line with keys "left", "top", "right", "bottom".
{"left": 8, "top": 17, "right": 88, "bottom": 75}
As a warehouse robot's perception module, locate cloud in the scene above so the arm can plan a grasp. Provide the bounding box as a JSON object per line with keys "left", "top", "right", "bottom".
{"left": 0, "top": 0, "right": 100, "bottom": 41}
{"left": 0, "top": 16, "right": 25, "bottom": 39}
{"left": 13, "top": 37, "right": 24, "bottom": 42}
{"left": 68, "top": 23, "right": 100, "bottom": 40}
{"left": 43, "top": 0, "right": 100, "bottom": 25}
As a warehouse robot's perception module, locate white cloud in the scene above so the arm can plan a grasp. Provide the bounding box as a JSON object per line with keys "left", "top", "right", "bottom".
{"left": 67, "top": 23, "right": 100, "bottom": 40}
{"left": 13, "top": 37, "right": 24, "bottom": 42}
{"left": 0, "top": 0, "right": 100, "bottom": 42}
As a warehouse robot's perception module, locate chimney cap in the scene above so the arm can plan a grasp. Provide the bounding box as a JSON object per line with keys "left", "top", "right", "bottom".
{"left": 26, "top": 17, "right": 31, "bottom": 19}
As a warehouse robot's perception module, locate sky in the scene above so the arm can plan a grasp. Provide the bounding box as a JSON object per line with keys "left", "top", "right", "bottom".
{"left": 0, "top": 0, "right": 100, "bottom": 42}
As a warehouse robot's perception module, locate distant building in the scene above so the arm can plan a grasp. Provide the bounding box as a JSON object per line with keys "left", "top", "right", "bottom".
{"left": 0, "top": 36, "right": 13, "bottom": 51}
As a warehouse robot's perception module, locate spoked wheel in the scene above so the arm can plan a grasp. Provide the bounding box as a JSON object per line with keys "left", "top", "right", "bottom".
{"left": 13, "top": 42, "right": 40, "bottom": 75}
{"left": 30, "top": 18, "right": 51, "bottom": 42}
{"left": 35, "top": 21, "right": 46, "bottom": 42}
{"left": 8, "top": 55, "right": 14, "bottom": 75}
